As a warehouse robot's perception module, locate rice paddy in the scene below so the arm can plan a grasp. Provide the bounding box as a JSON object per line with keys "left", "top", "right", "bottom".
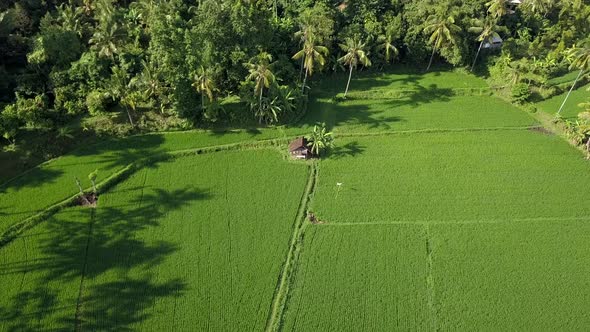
{"left": 2, "top": 68, "right": 590, "bottom": 330}
{"left": 536, "top": 82, "right": 590, "bottom": 119}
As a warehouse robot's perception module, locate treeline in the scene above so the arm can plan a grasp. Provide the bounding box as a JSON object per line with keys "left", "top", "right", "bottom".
{"left": 0, "top": 0, "right": 589, "bottom": 141}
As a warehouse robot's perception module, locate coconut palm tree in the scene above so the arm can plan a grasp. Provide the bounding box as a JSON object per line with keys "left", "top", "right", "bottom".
{"left": 292, "top": 35, "right": 329, "bottom": 93}
{"left": 338, "top": 37, "right": 372, "bottom": 97}
{"left": 377, "top": 30, "right": 399, "bottom": 64}
{"left": 89, "top": 23, "right": 121, "bottom": 59}
{"left": 108, "top": 65, "right": 139, "bottom": 126}
{"left": 486, "top": 0, "right": 509, "bottom": 19}
{"left": 138, "top": 60, "right": 165, "bottom": 112}
{"left": 306, "top": 122, "right": 334, "bottom": 157}
{"left": 294, "top": 18, "right": 314, "bottom": 81}
{"left": 245, "top": 52, "right": 275, "bottom": 104}
{"left": 424, "top": 15, "right": 459, "bottom": 71}
{"left": 468, "top": 18, "right": 504, "bottom": 71}
{"left": 521, "top": 0, "right": 552, "bottom": 16}
{"left": 253, "top": 96, "right": 281, "bottom": 124}
{"left": 57, "top": 3, "right": 84, "bottom": 36}
{"left": 192, "top": 66, "right": 217, "bottom": 109}
{"left": 88, "top": 169, "right": 98, "bottom": 193}
{"left": 557, "top": 42, "right": 590, "bottom": 116}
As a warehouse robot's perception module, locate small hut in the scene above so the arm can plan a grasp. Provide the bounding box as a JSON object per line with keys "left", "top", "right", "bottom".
{"left": 289, "top": 137, "right": 310, "bottom": 159}
{"left": 483, "top": 35, "right": 503, "bottom": 49}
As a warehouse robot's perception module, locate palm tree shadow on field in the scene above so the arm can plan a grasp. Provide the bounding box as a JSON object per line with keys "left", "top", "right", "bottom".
{"left": 0, "top": 134, "right": 167, "bottom": 197}
{"left": 328, "top": 141, "right": 366, "bottom": 159}
{"left": 0, "top": 186, "right": 210, "bottom": 331}
{"left": 296, "top": 82, "right": 453, "bottom": 132}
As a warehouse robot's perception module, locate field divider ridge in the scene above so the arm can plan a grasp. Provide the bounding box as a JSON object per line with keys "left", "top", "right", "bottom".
{"left": 334, "top": 125, "right": 541, "bottom": 139}
{"left": 265, "top": 161, "right": 318, "bottom": 332}
{"left": 314, "top": 216, "right": 590, "bottom": 226}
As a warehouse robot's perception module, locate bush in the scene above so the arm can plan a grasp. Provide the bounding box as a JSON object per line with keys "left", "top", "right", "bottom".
{"left": 86, "top": 90, "right": 111, "bottom": 116}
{"left": 511, "top": 83, "right": 530, "bottom": 104}
{"left": 523, "top": 104, "right": 537, "bottom": 113}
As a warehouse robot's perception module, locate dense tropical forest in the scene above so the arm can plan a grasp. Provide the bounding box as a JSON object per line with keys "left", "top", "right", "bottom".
{"left": 0, "top": 0, "right": 589, "bottom": 154}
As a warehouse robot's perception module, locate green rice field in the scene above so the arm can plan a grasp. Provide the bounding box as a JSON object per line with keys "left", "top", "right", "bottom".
{"left": 536, "top": 82, "right": 590, "bottom": 119}
{"left": 1, "top": 150, "right": 308, "bottom": 331}
{"left": 2, "top": 68, "right": 590, "bottom": 331}
{"left": 310, "top": 131, "right": 590, "bottom": 223}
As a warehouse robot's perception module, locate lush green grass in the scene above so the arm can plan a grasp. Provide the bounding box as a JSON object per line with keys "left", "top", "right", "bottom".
{"left": 0, "top": 149, "right": 309, "bottom": 330}
{"left": 546, "top": 71, "right": 582, "bottom": 86}
{"left": 285, "top": 68, "right": 534, "bottom": 135}
{"left": 430, "top": 221, "right": 590, "bottom": 330}
{"left": 3, "top": 68, "right": 590, "bottom": 331}
{"left": 536, "top": 83, "right": 590, "bottom": 119}
{"left": 0, "top": 128, "right": 288, "bottom": 234}
{"left": 299, "top": 95, "right": 533, "bottom": 134}
{"left": 0, "top": 208, "right": 90, "bottom": 331}
{"left": 311, "top": 131, "right": 590, "bottom": 223}
{"left": 0, "top": 69, "right": 507, "bottom": 232}
{"left": 312, "top": 67, "right": 488, "bottom": 97}
{"left": 281, "top": 224, "right": 431, "bottom": 331}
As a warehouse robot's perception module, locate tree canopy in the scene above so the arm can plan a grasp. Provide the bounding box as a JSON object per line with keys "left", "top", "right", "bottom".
{"left": 0, "top": 0, "right": 589, "bottom": 149}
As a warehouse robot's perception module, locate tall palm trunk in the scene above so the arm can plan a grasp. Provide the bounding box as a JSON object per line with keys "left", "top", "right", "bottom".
{"left": 557, "top": 69, "right": 584, "bottom": 116}
{"left": 126, "top": 107, "right": 134, "bottom": 127}
{"left": 427, "top": 35, "right": 441, "bottom": 72}
{"left": 471, "top": 40, "right": 484, "bottom": 72}
{"left": 426, "top": 47, "right": 437, "bottom": 72}
{"left": 299, "top": 57, "right": 305, "bottom": 81}
{"left": 302, "top": 67, "right": 308, "bottom": 93}
{"left": 344, "top": 65, "right": 353, "bottom": 97}
{"left": 258, "top": 86, "right": 264, "bottom": 122}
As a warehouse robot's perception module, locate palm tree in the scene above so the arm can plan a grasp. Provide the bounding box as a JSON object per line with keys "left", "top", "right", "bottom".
{"left": 57, "top": 3, "right": 84, "bottom": 36}
{"left": 253, "top": 96, "right": 281, "bottom": 124}
{"left": 89, "top": 23, "right": 121, "bottom": 59}
{"left": 521, "top": 0, "right": 552, "bottom": 16}
{"left": 292, "top": 35, "right": 329, "bottom": 93}
{"left": 338, "top": 37, "right": 372, "bottom": 97}
{"left": 192, "top": 66, "right": 217, "bottom": 109}
{"left": 306, "top": 123, "right": 334, "bottom": 157}
{"left": 377, "top": 31, "right": 399, "bottom": 64}
{"left": 88, "top": 169, "right": 98, "bottom": 193}
{"left": 424, "top": 15, "right": 459, "bottom": 71}
{"left": 468, "top": 18, "right": 503, "bottom": 71}
{"left": 108, "top": 66, "right": 138, "bottom": 126}
{"left": 138, "top": 60, "right": 165, "bottom": 112}
{"left": 245, "top": 52, "right": 276, "bottom": 106}
{"left": 486, "top": 0, "right": 509, "bottom": 19}
{"left": 294, "top": 19, "right": 313, "bottom": 81}
{"left": 557, "top": 42, "right": 590, "bottom": 116}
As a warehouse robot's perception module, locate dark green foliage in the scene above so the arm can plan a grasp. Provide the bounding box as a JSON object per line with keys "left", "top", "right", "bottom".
{"left": 511, "top": 82, "right": 530, "bottom": 103}
{"left": 0, "top": 0, "right": 588, "bottom": 157}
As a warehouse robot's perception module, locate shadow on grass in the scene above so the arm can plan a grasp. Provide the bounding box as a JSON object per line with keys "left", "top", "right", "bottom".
{"left": 328, "top": 141, "right": 366, "bottom": 160}
{"left": 0, "top": 134, "right": 167, "bottom": 195}
{"left": 298, "top": 83, "right": 453, "bottom": 132}
{"left": 0, "top": 185, "right": 210, "bottom": 331}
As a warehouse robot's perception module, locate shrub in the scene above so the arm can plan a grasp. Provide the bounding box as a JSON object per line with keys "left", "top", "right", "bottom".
{"left": 86, "top": 90, "right": 110, "bottom": 116}
{"left": 511, "top": 83, "right": 530, "bottom": 104}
